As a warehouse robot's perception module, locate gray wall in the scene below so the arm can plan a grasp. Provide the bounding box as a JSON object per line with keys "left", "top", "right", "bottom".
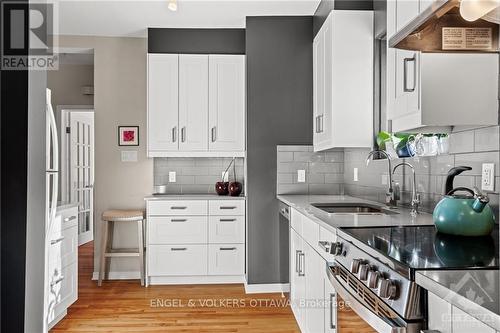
{"left": 148, "top": 28, "right": 245, "bottom": 54}
{"left": 277, "top": 145, "right": 344, "bottom": 195}
{"left": 344, "top": 126, "right": 500, "bottom": 219}
{"left": 246, "top": 17, "right": 313, "bottom": 284}
{"left": 154, "top": 157, "right": 245, "bottom": 194}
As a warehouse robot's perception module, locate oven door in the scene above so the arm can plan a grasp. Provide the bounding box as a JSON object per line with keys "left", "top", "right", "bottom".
{"left": 326, "top": 264, "right": 422, "bottom": 333}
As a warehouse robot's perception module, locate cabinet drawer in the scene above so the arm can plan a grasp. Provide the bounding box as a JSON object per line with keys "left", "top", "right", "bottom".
{"left": 208, "top": 200, "right": 245, "bottom": 216}
{"left": 208, "top": 244, "right": 244, "bottom": 275}
{"left": 148, "top": 216, "right": 207, "bottom": 244}
{"left": 59, "top": 207, "right": 78, "bottom": 230}
{"left": 148, "top": 245, "right": 208, "bottom": 276}
{"left": 60, "top": 225, "right": 78, "bottom": 267}
{"left": 47, "top": 261, "right": 77, "bottom": 324}
{"left": 208, "top": 216, "right": 245, "bottom": 244}
{"left": 148, "top": 200, "right": 208, "bottom": 216}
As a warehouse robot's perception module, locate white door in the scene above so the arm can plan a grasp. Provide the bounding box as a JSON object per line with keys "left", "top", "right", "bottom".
{"left": 290, "top": 229, "right": 306, "bottom": 329}
{"left": 304, "top": 243, "right": 325, "bottom": 333}
{"left": 208, "top": 55, "right": 245, "bottom": 152}
{"left": 393, "top": 50, "right": 420, "bottom": 121}
{"left": 324, "top": 275, "right": 337, "bottom": 332}
{"left": 147, "top": 54, "right": 179, "bottom": 153}
{"left": 179, "top": 54, "right": 208, "bottom": 151}
{"left": 69, "top": 112, "right": 95, "bottom": 245}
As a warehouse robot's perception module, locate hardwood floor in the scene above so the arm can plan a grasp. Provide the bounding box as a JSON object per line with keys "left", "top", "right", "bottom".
{"left": 51, "top": 242, "right": 299, "bottom": 332}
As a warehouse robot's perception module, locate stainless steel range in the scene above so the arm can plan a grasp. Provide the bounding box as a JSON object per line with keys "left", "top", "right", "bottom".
{"left": 325, "top": 225, "right": 499, "bottom": 333}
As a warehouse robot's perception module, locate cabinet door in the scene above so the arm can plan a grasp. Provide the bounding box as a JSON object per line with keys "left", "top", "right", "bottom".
{"left": 147, "top": 54, "right": 179, "bottom": 153}
{"left": 290, "top": 229, "right": 306, "bottom": 329}
{"left": 324, "top": 275, "right": 337, "bottom": 333}
{"left": 179, "top": 55, "right": 209, "bottom": 151}
{"left": 392, "top": 50, "right": 420, "bottom": 130}
{"left": 313, "top": 19, "right": 332, "bottom": 151}
{"left": 304, "top": 243, "right": 325, "bottom": 333}
{"left": 208, "top": 55, "right": 245, "bottom": 152}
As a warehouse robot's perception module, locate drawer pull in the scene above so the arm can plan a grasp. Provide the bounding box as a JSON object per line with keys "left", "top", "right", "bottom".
{"left": 220, "top": 247, "right": 237, "bottom": 251}
{"left": 220, "top": 206, "right": 237, "bottom": 210}
{"left": 171, "top": 219, "right": 187, "bottom": 222}
{"left": 219, "top": 218, "right": 236, "bottom": 222}
{"left": 171, "top": 206, "right": 187, "bottom": 210}
{"left": 50, "top": 276, "right": 65, "bottom": 287}
{"left": 50, "top": 237, "right": 65, "bottom": 245}
{"left": 171, "top": 247, "right": 187, "bottom": 251}
{"left": 64, "top": 216, "right": 76, "bottom": 223}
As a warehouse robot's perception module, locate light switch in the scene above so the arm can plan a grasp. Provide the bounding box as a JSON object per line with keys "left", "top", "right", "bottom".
{"left": 353, "top": 168, "right": 359, "bottom": 182}
{"left": 481, "top": 163, "right": 495, "bottom": 191}
{"left": 297, "top": 170, "right": 306, "bottom": 183}
{"left": 169, "top": 171, "right": 177, "bottom": 183}
{"left": 121, "top": 151, "right": 137, "bottom": 162}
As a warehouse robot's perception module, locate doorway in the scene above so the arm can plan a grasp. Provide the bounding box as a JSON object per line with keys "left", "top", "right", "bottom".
{"left": 61, "top": 110, "right": 95, "bottom": 245}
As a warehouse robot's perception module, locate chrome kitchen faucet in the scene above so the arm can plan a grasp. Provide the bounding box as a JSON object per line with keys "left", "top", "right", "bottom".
{"left": 366, "top": 150, "right": 400, "bottom": 207}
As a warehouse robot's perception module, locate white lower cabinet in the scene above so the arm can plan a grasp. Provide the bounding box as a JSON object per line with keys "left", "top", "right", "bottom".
{"left": 148, "top": 244, "right": 208, "bottom": 276}
{"left": 290, "top": 208, "right": 336, "bottom": 333}
{"left": 208, "top": 244, "right": 244, "bottom": 275}
{"left": 146, "top": 198, "right": 245, "bottom": 284}
{"left": 47, "top": 206, "right": 78, "bottom": 329}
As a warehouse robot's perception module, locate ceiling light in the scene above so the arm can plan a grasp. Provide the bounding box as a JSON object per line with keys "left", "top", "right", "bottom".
{"left": 460, "top": 0, "right": 500, "bottom": 21}
{"left": 168, "top": 0, "right": 177, "bottom": 11}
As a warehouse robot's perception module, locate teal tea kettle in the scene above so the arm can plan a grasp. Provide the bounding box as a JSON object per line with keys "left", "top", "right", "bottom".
{"left": 433, "top": 166, "right": 496, "bottom": 236}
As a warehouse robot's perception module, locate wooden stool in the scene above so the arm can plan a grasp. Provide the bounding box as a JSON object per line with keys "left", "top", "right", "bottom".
{"left": 98, "top": 210, "right": 145, "bottom": 286}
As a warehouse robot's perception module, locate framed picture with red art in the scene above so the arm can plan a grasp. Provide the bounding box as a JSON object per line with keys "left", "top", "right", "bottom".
{"left": 118, "top": 126, "right": 139, "bottom": 146}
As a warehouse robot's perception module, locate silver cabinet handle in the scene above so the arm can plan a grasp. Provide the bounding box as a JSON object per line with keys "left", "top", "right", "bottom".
{"left": 51, "top": 236, "right": 65, "bottom": 245}
{"left": 220, "top": 206, "right": 237, "bottom": 210}
{"left": 171, "top": 219, "right": 187, "bottom": 222}
{"left": 315, "top": 116, "right": 320, "bottom": 133}
{"left": 295, "top": 250, "right": 301, "bottom": 273}
{"left": 403, "top": 55, "right": 416, "bottom": 92}
{"left": 171, "top": 206, "right": 187, "bottom": 210}
{"left": 172, "top": 126, "right": 177, "bottom": 143}
{"left": 211, "top": 126, "right": 217, "bottom": 142}
{"left": 171, "top": 247, "right": 187, "bottom": 251}
{"left": 220, "top": 247, "right": 237, "bottom": 251}
{"left": 64, "top": 215, "right": 76, "bottom": 223}
{"left": 219, "top": 218, "right": 236, "bottom": 222}
{"left": 298, "top": 252, "right": 305, "bottom": 276}
{"left": 329, "top": 293, "right": 336, "bottom": 329}
{"left": 50, "top": 276, "right": 65, "bottom": 287}
{"left": 181, "top": 127, "right": 186, "bottom": 142}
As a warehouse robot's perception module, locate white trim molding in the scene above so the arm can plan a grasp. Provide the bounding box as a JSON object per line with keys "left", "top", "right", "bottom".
{"left": 244, "top": 281, "right": 290, "bottom": 294}
{"left": 92, "top": 271, "right": 141, "bottom": 281}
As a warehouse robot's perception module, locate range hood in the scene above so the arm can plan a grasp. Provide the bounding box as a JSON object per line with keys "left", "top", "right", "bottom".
{"left": 389, "top": 0, "right": 500, "bottom": 52}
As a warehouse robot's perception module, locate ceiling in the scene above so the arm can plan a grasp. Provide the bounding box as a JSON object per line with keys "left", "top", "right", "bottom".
{"left": 56, "top": 0, "right": 321, "bottom": 37}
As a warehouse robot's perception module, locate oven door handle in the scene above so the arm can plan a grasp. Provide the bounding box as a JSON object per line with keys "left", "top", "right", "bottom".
{"left": 327, "top": 265, "right": 407, "bottom": 333}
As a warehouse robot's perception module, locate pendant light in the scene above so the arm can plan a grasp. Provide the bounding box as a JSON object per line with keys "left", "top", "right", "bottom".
{"left": 168, "top": 0, "right": 177, "bottom": 12}
{"left": 460, "top": 0, "right": 500, "bottom": 21}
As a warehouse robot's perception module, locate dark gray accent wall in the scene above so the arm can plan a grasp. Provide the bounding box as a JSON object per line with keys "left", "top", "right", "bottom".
{"left": 148, "top": 28, "right": 245, "bottom": 54}
{"left": 313, "top": 0, "right": 374, "bottom": 37}
{"left": 246, "top": 16, "right": 313, "bottom": 284}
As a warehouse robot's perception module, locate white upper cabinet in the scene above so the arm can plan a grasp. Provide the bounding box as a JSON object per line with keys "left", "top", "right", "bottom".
{"left": 147, "top": 53, "right": 245, "bottom": 157}
{"left": 179, "top": 55, "right": 209, "bottom": 151}
{"left": 147, "top": 54, "right": 179, "bottom": 152}
{"left": 387, "top": 0, "right": 499, "bottom": 132}
{"left": 208, "top": 55, "right": 246, "bottom": 152}
{"left": 313, "top": 10, "right": 374, "bottom": 151}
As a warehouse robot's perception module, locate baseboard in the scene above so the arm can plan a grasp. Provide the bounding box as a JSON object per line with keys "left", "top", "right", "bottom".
{"left": 244, "top": 281, "right": 290, "bottom": 294}
{"left": 92, "top": 271, "right": 141, "bottom": 280}
{"left": 149, "top": 275, "right": 245, "bottom": 285}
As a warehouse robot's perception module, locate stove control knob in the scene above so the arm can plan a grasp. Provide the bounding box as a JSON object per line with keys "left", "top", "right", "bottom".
{"left": 378, "top": 279, "right": 398, "bottom": 300}
{"left": 330, "top": 242, "right": 343, "bottom": 256}
{"left": 367, "top": 271, "right": 382, "bottom": 289}
{"left": 358, "top": 264, "right": 370, "bottom": 281}
{"left": 350, "top": 259, "right": 362, "bottom": 274}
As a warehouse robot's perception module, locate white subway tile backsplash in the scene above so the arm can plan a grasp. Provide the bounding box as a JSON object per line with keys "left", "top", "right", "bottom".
{"left": 449, "top": 130, "right": 475, "bottom": 154}
{"left": 474, "top": 126, "right": 500, "bottom": 152}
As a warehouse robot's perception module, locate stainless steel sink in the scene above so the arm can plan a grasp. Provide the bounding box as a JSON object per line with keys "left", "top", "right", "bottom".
{"left": 311, "top": 203, "right": 398, "bottom": 215}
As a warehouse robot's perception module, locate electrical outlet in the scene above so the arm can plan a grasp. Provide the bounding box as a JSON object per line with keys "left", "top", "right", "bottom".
{"left": 169, "top": 171, "right": 177, "bottom": 183}
{"left": 481, "top": 163, "right": 495, "bottom": 191}
{"left": 353, "top": 168, "right": 359, "bottom": 182}
{"left": 297, "top": 170, "right": 306, "bottom": 183}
